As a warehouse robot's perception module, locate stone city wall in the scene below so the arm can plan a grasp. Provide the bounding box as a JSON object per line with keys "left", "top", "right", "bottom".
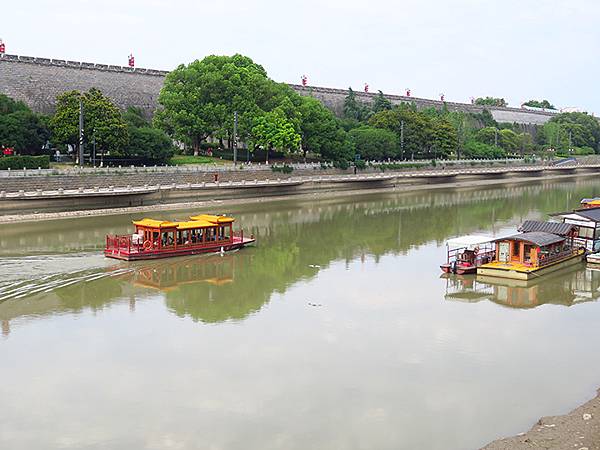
{"left": 0, "top": 53, "right": 557, "bottom": 125}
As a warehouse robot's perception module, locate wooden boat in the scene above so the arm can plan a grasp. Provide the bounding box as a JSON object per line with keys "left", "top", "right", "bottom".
{"left": 104, "top": 214, "right": 255, "bottom": 261}
{"left": 440, "top": 235, "right": 495, "bottom": 275}
{"left": 580, "top": 198, "right": 600, "bottom": 209}
{"left": 477, "top": 221, "right": 585, "bottom": 280}
{"left": 587, "top": 252, "right": 600, "bottom": 267}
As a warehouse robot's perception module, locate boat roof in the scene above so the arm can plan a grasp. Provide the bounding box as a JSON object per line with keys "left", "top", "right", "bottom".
{"left": 581, "top": 198, "right": 600, "bottom": 204}
{"left": 446, "top": 235, "right": 494, "bottom": 248}
{"left": 497, "top": 231, "right": 565, "bottom": 247}
{"left": 549, "top": 207, "right": 600, "bottom": 222}
{"left": 133, "top": 214, "right": 235, "bottom": 229}
{"left": 518, "top": 220, "right": 575, "bottom": 236}
{"left": 133, "top": 218, "right": 178, "bottom": 228}
{"left": 189, "top": 214, "right": 235, "bottom": 223}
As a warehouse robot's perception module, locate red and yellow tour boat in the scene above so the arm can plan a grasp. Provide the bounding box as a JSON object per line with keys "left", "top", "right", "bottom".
{"left": 104, "top": 214, "right": 255, "bottom": 261}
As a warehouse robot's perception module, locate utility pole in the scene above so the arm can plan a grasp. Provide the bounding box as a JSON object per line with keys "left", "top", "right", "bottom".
{"left": 400, "top": 120, "right": 405, "bottom": 160}
{"left": 233, "top": 111, "right": 238, "bottom": 166}
{"left": 494, "top": 128, "right": 498, "bottom": 147}
{"left": 78, "top": 98, "right": 84, "bottom": 167}
{"left": 92, "top": 129, "right": 96, "bottom": 167}
{"left": 569, "top": 130, "right": 572, "bottom": 151}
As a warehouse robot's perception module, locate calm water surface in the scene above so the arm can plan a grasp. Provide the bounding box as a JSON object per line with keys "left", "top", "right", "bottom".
{"left": 2, "top": 180, "right": 600, "bottom": 450}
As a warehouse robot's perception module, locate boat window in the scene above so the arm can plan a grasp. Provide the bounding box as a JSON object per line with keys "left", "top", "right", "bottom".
{"left": 162, "top": 231, "right": 175, "bottom": 247}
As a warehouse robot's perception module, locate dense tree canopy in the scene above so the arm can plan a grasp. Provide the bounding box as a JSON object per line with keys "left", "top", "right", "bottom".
{"left": 523, "top": 99, "right": 555, "bottom": 110}
{"left": 474, "top": 97, "right": 507, "bottom": 107}
{"left": 348, "top": 126, "right": 398, "bottom": 160}
{"left": 0, "top": 94, "right": 50, "bottom": 154}
{"left": 123, "top": 107, "right": 174, "bottom": 163}
{"left": 50, "top": 88, "right": 128, "bottom": 157}
{"left": 538, "top": 112, "right": 600, "bottom": 154}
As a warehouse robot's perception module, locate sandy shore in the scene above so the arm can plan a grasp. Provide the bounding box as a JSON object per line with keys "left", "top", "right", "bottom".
{"left": 482, "top": 389, "right": 600, "bottom": 449}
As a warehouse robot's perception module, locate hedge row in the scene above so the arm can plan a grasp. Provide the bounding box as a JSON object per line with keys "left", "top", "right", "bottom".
{"left": 0, "top": 155, "right": 50, "bottom": 170}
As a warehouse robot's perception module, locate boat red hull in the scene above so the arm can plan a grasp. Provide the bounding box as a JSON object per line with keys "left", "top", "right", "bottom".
{"left": 104, "top": 238, "right": 255, "bottom": 261}
{"left": 440, "top": 264, "right": 477, "bottom": 275}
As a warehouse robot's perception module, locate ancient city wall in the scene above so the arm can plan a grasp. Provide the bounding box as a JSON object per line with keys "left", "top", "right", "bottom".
{"left": 0, "top": 53, "right": 556, "bottom": 125}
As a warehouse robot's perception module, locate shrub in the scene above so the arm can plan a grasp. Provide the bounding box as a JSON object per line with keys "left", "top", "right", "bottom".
{"left": 354, "top": 160, "right": 367, "bottom": 170}
{"left": 0, "top": 155, "right": 50, "bottom": 170}
{"left": 271, "top": 164, "right": 294, "bottom": 174}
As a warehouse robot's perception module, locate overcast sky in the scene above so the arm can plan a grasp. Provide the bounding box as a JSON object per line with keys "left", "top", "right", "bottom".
{"left": 3, "top": 0, "right": 599, "bottom": 113}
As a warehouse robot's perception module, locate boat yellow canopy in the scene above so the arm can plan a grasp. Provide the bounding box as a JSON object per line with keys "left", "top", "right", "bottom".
{"left": 189, "top": 214, "right": 235, "bottom": 224}
{"left": 132, "top": 218, "right": 178, "bottom": 229}
{"left": 133, "top": 216, "right": 234, "bottom": 230}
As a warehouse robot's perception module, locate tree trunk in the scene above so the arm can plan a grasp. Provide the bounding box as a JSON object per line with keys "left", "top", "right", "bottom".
{"left": 193, "top": 137, "right": 199, "bottom": 156}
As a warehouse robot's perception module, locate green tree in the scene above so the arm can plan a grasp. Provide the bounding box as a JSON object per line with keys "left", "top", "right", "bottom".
{"left": 343, "top": 88, "right": 370, "bottom": 122}
{"left": 0, "top": 94, "right": 50, "bottom": 155}
{"left": 547, "top": 112, "right": 600, "bottom": 152}
{"left": 523, "top": 99, "right": 555, "bottom": 110}
{"left": 369, "top": 106, "right": 432, "bottom": 160}
{"left": 50, "top": 89, "right": 128, "bottom": 160}
{"left": 372, "top": 91, "right": 392, "bottom": 113}
{"left": 429, "top": 117, "right": 458, "bottom": 159}
{"left": 320, "top": 128, "right": 355, "bottom": 163}
{"left": 155, "top": 54, "right": 277, "bottom": 155}
{"left": 498, "top": 129, "right": 520, "bottom": 153}
{"left": 250, "top": 109, "right": 301, "bottom": 163}
{"left": 474, "top": 97, "right": 507, "bottom": 107}
{"left": 349, "top": 126, "right": 398, "bottom": 160}
{"left": 122, "top": 106, "right": 174, "bottom": 164}
{"left": 463, "top": 140, "right": 506, "bottom": 158}
{"left": 125, "top": 127, "right": 174, "bottom": 164}
{"left": 298, "top": 96, "right": 341, "bottom": 159}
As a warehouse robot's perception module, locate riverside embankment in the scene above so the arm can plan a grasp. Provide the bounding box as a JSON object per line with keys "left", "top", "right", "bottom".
{"left": 1, "top": 162, "right": 600, "bottom": 216}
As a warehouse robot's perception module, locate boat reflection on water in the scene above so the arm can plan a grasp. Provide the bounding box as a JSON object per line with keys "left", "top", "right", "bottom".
{"left": 442, "top": 266, "right": 600, "bottom": 308}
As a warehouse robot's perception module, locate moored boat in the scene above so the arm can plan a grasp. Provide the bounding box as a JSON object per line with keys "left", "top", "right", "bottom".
{"left": 104, "top": 214, "right": 255, "bottom": 261}
{"left": 477, "top": 221, "right": 585, "bottom": 281}
{"left": 580, "top": 197, "right": 600, "bottom": 209}
{"left": 587, "top": 252, "right": 600, "bottom": 267}
{"left": 440, "top": 235, "right": 495, "bottom": 275}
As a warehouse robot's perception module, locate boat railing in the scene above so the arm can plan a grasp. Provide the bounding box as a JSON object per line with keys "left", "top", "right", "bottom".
{"left": 536, "top": 248, "right": 582, "bottom": 268}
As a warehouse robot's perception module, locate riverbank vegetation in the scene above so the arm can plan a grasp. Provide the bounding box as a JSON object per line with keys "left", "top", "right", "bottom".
{"left": 0, "top": 54, "right": 599, "bottom": 167}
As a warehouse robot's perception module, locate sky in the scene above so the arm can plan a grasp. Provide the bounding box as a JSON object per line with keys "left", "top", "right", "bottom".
{"left": 3, "top": 0, "right": 600, "bottom": 113}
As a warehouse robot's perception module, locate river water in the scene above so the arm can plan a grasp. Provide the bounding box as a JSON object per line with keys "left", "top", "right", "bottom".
{"left": 2, "top": 179, "right": 600, "bottom": 450}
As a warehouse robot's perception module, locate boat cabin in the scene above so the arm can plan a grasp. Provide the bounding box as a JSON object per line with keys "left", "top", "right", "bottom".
{"left": 133, "top": 214, "right": 235, "bottom": 251}
{"left": 476, "top": 220, "right": 585, "bottom": 280}
{"left": 492, "top": 231, "right": 573, "bottom": 267}
{"left": 551, "top": 208, "right": 600, "bottom": 253}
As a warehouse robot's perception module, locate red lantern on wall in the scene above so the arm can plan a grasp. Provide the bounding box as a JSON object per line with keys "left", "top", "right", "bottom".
{"left": 0, "top": 39, "right": 5, "bottom": 54}
{"left": 301, "top": 75, "right": 308, "bottom": 86}
{"left": 405, "top": 88, "right": 411, "bottom": 97}
{"left": 128, "top": 54, "right": 135, "bottom": 68}
{"left": 440, "top": 93, "right": 445, "bottom": 102}
{"left": 364, "top": 83, "right": 369, "bottom": 93}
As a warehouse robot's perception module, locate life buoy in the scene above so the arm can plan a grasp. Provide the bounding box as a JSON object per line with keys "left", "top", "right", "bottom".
{"left": 143, "top": 240, "right": 153, "bottom": 250}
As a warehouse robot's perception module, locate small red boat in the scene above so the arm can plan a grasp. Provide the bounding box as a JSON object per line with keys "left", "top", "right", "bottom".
{"left": 440, "top": 235, "right": 495, "bottom": 275}
{"left": 105, "top": 214, "right": 255, "bottom": 261}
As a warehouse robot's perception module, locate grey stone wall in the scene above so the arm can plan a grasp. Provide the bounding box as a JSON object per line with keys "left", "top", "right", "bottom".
{"left": 0, "top": 54, "right": 166, "bottom": 116}
{"left": 0, "top": 53, "right": 556, "bottom": 125}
